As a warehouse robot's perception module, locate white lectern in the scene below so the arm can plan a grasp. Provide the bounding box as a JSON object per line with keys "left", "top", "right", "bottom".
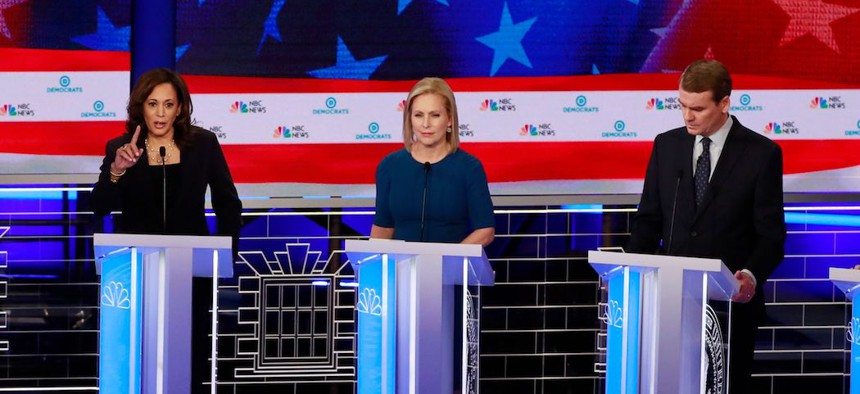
{"left": 345, "top": 239, "right": 494, "bottom": 394}
{"left": 93, "top": 233, "right": 234, "bottom": 394}
{"left": 588, "top": 250, "right": 739, "bottom": 394}
{"left": 829, "top": 267, "right": 860, "bottom": 394}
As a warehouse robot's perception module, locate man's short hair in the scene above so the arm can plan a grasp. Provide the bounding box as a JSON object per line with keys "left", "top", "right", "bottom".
{"left": 680, "top": 60, "right": 732, "bottom": 103}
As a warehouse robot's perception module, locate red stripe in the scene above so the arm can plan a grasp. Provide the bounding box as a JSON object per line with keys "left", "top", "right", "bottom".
{"left": 0, "top": 48, "right": 129, "bottom": 72}
{"left": 221, "top": 142, "right": 652, "bottom": 184}
{"left": 0, "top": 121, "right": 125, "bottom": 155}
{"left": 223, "top": 143, "right": 400, "bottom": 183}
{"left": 222, "top": 140, "right": 860, "bottom": 184}
{"left": 777, "top": 140, "right": 860, "bottom": 175}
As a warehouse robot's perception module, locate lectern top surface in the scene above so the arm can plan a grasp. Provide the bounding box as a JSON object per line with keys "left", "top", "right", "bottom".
{"left": 829, "top": 267, "right": 860, "bottom": 296}
{"left": 345, "top": 239, "right": 484, "bottom": 258}
{"left": 94, "top": 233, "right": 231, "bottom": 249}
{"left": 92, "top": 233, "right": 234, "bottom": 278}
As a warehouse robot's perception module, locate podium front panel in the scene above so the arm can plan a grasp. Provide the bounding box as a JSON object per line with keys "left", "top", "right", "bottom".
{"left": 347, "top": 240, "right": 493, "bottom": 394}
{"left": 459, "top": 266, "right": 482, "bottom": 394}
{"left": 355, "top": 253, "right": 397, "bottom": 394}
{"left": 589, "top": 251, "right": 738, "bottom": 394}
{"left": 604, "top": 268, "right": 641, "bottom": 394}
{"left": 850, "top": 293, "right": 860, "bottom": 394}
{"left": 99, "top": 249, "right": 143, "bottom": 394}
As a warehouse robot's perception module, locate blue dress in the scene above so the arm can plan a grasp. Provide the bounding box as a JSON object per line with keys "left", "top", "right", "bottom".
{"left": 373, "top": 148, "right": 495, "bottom": 243}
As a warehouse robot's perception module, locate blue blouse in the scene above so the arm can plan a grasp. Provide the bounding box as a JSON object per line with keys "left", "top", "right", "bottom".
{"left": 373, "top": 148, "right": 495, "bottom": 243}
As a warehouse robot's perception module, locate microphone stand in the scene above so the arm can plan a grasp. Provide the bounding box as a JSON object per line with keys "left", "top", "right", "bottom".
{"left": 160, "top": 146, "right": 167, "bottom": 234}
{"left": 420, "top": 162, "right": 430, "bottom": 242}
{"left": 667, "top": 171, "right": 681, "bottom": 255}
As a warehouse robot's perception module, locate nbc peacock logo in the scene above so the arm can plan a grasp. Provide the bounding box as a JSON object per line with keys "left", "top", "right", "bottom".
{"left": 273, "top": 126, "right": 289, "bottom": 138}
{"left": 480, "top": 99, "right": 499, "bottom": 111}
{"left": 0, "top": 103, "right": 33, "bottom": 116}
{"left": 272, "top": 125, "right": 309, "bottom": 139}
{"left": 480, "top": 97, "right": 516, "bottom": 111}
{"left": 645, "top": 96, "right": 680, "bottom": 111}
{"left": 763, "top": 122, "right": 781, "bottom": 134}
{"left": 230, "top": 101, "right": 249, "bottom": 113}
{"left": 646, "top": 98, "right": 663, "bottom": 110}
{"left": 810, "top": 96, "right": 845, "bottom": 109}
{"left": 810, "top": 97, "right": 826, "bottom": 109}
{"left": 763, "top": 121, "right": 799, "bottom": 135}
{"left": 230, "top": 100, "right": 267, "bottom": 114}
{"left": 397, "top": 99, "right": 407, "bottom": 112}
{"left": 519, "top": 123, "right": 556, "bottom": 137}
{"left": 519, "top": 124, "right": 537, "bottom": 136}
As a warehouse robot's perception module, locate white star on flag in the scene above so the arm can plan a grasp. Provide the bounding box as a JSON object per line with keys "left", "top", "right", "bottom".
{"left": 0, "top": 0, "right": 28, "bottom": 40}
{"left": 773, "top": 0, "right": 860, "bottom": 54}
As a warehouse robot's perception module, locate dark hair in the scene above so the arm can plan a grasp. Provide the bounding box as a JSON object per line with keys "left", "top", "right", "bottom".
{"left": 126, "top": 68, "right": 195, "bottom": 149}
{"left": 680, "top": 60, "right": 732, "bottom": 104}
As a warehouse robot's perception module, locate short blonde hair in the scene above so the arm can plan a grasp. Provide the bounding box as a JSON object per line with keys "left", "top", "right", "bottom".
{"left": 402, "top": 77, "right": 459, "bottom": 153}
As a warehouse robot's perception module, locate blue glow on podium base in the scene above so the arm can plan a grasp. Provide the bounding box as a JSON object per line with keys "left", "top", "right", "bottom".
{"left": 98, "top": 250, "right": 143, "bottom": 394}
{"left": 852, "top": 293, "right": 860, "bottom": 394}
{"left": 356, "top": 255, "right": 397, "bottom": 393}
{"left": 606, "top": 269, "right": 641, "bottom": 394}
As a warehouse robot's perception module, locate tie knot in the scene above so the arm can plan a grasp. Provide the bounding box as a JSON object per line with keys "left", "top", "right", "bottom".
{"left": 702, "top": 137, "right": 711, "bottom": 149}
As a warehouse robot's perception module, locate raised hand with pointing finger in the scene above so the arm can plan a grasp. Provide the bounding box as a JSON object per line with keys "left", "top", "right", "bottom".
{"left": 108, "top": 125, "right": 142, "bottom": 183}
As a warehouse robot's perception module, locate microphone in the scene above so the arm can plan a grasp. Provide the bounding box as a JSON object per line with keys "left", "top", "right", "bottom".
{"left": 420, "top": 162, "right": 431, "bottom": 242}
{"left": 666, "top": 170, "right": 682, "bottom": 255}
{"left": 160, "top": 146, "right": 167, "bottom": 234}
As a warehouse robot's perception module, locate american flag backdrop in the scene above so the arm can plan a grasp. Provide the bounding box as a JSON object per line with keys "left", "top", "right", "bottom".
{"left": 2, "top": 0, "right": 860, "bottom": 194}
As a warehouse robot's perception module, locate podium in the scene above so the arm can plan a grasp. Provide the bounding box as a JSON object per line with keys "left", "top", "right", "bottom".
{"left": 588, "top": 250, "right": 739, "bottom": 394}
{"left": 345, "top": 239, "right": 494, "bottom": 394}
{"left": 93, "top": 233, "right": 234, "bottom": 394}
{"left": 829, "top": 267, "right": 860, "bottom": 394}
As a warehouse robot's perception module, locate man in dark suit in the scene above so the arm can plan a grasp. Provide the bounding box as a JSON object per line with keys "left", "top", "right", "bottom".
{"left": 627, "top": 59, "right": 786, "bottom": 394}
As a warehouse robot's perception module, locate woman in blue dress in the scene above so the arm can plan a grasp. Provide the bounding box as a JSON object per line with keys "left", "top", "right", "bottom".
{"left": 371, "top": 77, "right": 495, "bottom": 245}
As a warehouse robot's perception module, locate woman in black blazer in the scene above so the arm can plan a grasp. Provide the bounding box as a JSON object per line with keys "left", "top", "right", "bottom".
{"left": 91, "top": 68, "right": 242, "bottom": 394}
{"left": 91, "top": 68, "right": 242, "bottom": 242}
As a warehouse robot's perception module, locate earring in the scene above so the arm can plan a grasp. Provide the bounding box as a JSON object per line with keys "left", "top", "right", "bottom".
{"left": 447, "top": 126, "right": 453, "bottom": 133}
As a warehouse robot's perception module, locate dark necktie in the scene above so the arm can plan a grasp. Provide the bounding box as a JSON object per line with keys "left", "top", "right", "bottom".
{"left": 694, "top": 137, "right": 711, "bottom": 208}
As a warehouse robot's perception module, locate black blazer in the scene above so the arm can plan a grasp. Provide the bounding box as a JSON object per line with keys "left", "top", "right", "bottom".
{"left": 627, "top": 116, "right": 786, "bottom": 284}
{"left": 91, "top": 127, "right": 242, "bottom": 246}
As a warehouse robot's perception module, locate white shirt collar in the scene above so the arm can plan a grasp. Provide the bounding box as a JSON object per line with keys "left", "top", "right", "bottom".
{"left": 696, "top": 115, "right": 732, "bottom": 148}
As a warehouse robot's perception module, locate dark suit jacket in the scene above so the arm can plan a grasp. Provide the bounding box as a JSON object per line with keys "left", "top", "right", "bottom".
{"left": 91, "top": 126, "right": 242, "bottom": 247}
{"left": 627, "top": 116, "right": 786, "bottom": 284}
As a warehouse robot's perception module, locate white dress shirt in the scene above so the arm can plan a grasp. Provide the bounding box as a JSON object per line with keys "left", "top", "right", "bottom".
{"left": 692, "top": 116, "right": 732, "bottom": 179}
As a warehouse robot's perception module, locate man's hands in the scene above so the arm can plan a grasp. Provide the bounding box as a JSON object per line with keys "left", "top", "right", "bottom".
{"left": 732, "top": 270, "right": 756, "bottom": 304}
